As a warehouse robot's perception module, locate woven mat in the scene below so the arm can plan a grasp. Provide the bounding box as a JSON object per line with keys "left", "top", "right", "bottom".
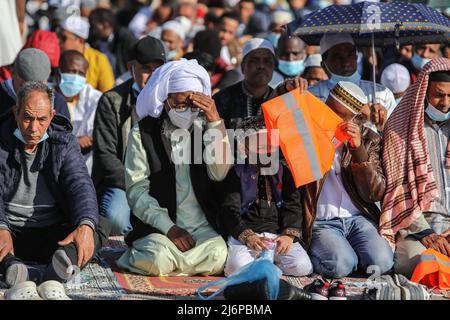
{"left": 102, "top": 237, "right": 370, "bottom": 299}
{"left": 0, "top": 260, "right": 125, "bottom": 300}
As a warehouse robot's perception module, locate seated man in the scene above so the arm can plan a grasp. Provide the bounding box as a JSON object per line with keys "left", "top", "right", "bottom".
{"left": 309, "top": 34, "right": 397, "bottom": 132}
{"left": 55, "top": 50, "right": 102, "bottom": 175}
{"left": 93, "top": 36, "right": 167, "bottom": 236}
{"left": 382, "top": 58, "right": 450, "bottom": 278}
{"left": 116, "top": 59, "right": 232, "bottom": 276}
{"left": 221, "top": 116, "right": 313, "bottom": 277}
{"left": 0, "top": 82, "right": 109, "bottom": 288}
{"left": 301, "top": 81, "right": 394, "bottom": 279}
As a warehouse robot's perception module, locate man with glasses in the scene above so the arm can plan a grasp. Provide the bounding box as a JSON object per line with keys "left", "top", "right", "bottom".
{"left": 116, "top": 59, "right": 232, "bottom": 276}
{"left": 58, "top": 15, "right": 114, "bottom": 93}
{"left": 92, "top": 36, "right": 167, "bottom": 237}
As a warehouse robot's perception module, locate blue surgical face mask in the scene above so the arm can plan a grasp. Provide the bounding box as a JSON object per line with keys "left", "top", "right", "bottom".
{"left": 412, "top": 53, "right": 431, "bottom": 71}
{"left": 59, "top": 73, "right": 86, "bottom": 98}
{"left": 167, "top": 50, "right": 178, "bottom": 61}
{"left": 14, "top": 128, "right": 49, "bottom": 145}
{"left": 325, "top": 62, "right": 361, "bottom": 86}
{"left": 425, "top": 102, "right": 450, "bottom": 122}
{"left": 278, "top": 59, "right": 305, "bottom": 77}
{"left": 266, "top": 33, "right": 281, "bottom": 49}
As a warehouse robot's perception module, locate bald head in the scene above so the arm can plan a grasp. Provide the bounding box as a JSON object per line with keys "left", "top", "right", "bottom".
{"left": 277, "top": 34, "right": 306, "bottom": 62}
{"left": 59, "top": 50, "right": 89, "bottom": 76}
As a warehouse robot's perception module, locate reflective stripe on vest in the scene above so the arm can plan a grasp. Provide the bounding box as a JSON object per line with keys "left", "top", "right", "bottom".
{"left": 262, "top": 89, "right": 342, "bottom": 187}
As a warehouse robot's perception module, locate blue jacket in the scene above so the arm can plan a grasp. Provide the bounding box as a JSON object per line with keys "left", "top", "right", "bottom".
{"left": 0, "top": 114, "right": 99, "bottom": 230}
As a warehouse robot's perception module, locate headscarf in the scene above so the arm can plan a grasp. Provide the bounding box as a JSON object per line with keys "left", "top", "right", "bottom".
{"left": 381, "top": 57, "right": 450, "bottom": 249}
{"left": 136, "top": 59, "right": 211, "bottom": 120}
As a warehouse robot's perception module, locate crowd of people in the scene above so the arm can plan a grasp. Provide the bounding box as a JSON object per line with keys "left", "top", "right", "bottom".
{"left": 0, "top": 0, "right": 449, "bottom": 300}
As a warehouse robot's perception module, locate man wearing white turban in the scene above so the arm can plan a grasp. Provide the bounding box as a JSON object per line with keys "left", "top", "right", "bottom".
{"left": 117, "top": 59, "right": 233, "bottom": 276}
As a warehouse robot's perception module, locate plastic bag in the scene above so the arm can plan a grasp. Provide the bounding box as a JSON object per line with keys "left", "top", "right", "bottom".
{"left": 197, "top": 249, "right": 282, "bottom": 300}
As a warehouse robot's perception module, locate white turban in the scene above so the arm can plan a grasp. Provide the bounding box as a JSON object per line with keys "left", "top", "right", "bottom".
{"left": 242, "top": 38, "right": 275, "bottom": 59}
{"left": 60, "top": 15, "right": 90, "bottom": 40}
{"left": 136, "top": 59, "right": 211, "bottom": 119}
{"left": 161, "top": 20, "right": 186, "bottom": 41}
{"left": 320, "top": 33, "right": 355, "bottom": 55}
{"left": 381, "top": 63, "right": 411, "bottom": 94}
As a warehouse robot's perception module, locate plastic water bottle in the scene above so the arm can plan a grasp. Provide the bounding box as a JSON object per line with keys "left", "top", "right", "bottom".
{"left": 260, "top": 240, "right": 276, "bottom": 262}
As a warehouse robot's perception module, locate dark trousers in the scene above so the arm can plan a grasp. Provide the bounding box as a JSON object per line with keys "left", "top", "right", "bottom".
{"left": 0, "top": 216, "right": 110, "bottom": 278}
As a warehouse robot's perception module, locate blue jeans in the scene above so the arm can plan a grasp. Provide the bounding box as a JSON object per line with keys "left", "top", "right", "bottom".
{"left": 99, "top": 188, "right": 132, "bottom": 236}
{"left": 309, "top": 215, "right": 394, "bottom": 279}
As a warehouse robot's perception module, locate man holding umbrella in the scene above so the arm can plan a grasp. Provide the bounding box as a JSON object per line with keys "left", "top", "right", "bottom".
{"left": 309, "top": 34, "right": 397, "bottom": 132}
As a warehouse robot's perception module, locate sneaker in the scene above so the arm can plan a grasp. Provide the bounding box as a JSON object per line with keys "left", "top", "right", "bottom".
{"left": 394, "top": 274, "right": 430, "bottom": 300}
{"left": 303, "top": 279, "right": 330, "bottom": 300}
{"left": 328, "top": 281, "right": 347, "bottom": 300}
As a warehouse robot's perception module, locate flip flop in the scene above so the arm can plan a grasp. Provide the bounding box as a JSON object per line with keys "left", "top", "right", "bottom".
{"left": 37, "top": 280, "right": 71, "bottom": 300}
{"left": 4, "top": 281, "right": 42, "bottom": 300}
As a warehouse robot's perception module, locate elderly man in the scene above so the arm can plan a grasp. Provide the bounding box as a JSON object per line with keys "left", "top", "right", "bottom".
{"left": 0, "top": 82, "right": 109, "bottom": 298}
{"left": 58, "top": 15, "right": 114, "bottom": 92}
{"left": 269, "top": 34, "right": 307, "bottom": 88}
{"left": 213, "top": 38, "right": 308, "bottom": 129}
{"left": 0, "top": 48, "right": 70, "bottom": 120}
{"left": 55, "top": 50, "right": 102, "bottom": 175}
{"left": 382, "top": 58, "right": 450, "bottom": 278}
{"left": 161, "top": 20, "right": 186, "bottom": 61}
{"left": 93, "top": 36, "right": 167, "bottom": 236}
{"left": 116, "top": 59, "right": 232, "bottom": 276}
{"left": 310, "top": 34, "right": 397, "bottom": 132}
{"left": 301, "top": 81, "right": 394, "bottom": 280}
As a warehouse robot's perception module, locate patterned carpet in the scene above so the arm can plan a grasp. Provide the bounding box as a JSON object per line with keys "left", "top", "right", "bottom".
{"left": 1, "top": 236, "right": 448, "bottom": 300}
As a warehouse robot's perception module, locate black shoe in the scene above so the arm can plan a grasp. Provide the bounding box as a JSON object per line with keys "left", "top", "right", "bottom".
{"left": 224, "top": 278, "right": 312, "bottom": 300}
{"left": 303, "top": 279, "right": 330, "bottom": 300}
{"left": 328, "top": 281, "right": 347, "bottom": 300}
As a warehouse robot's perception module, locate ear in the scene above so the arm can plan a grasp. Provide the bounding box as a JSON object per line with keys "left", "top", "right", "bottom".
{"left": 12, "top": 105, "right": 19, "bottom": 118}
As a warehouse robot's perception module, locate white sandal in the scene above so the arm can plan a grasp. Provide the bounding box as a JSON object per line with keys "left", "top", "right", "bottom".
{"left": 37, "top": 280, "right": 71, "bottom": 300}
{"left": 4, "top": 281, "right": 42, "bottom": 300}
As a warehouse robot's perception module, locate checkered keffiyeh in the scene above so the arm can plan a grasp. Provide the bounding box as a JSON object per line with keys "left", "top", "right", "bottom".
{"left": 380, "top": 57, "right": 450, "bottom": 249}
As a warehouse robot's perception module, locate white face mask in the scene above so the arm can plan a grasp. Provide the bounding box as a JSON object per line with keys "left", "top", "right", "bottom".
{"left": 167, "top": 108, "right": 199, "bottom": 129}
{"left": 425, "top": 102, "right": 450, "bottom": 122}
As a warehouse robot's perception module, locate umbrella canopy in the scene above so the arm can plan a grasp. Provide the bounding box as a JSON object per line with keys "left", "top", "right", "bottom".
{"left": 286, "top": 1, "right": 450, "bottom": 46}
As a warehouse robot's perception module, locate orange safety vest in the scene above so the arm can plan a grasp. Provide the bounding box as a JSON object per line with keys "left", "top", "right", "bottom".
{"left": 411, "top": 248, "right": 450, "bottom": 290}
{"left": 262, "top": 89, "right": 343, "bottom": 187}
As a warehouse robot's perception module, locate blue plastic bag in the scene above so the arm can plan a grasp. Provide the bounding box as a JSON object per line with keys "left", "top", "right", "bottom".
{"left": 197, "top": 250, "right": 282, "bottom": 300}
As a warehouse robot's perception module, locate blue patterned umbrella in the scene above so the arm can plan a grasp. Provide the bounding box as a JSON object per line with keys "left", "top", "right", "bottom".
{"left": 286, "top": 1, "right": 450, "bottom": 46}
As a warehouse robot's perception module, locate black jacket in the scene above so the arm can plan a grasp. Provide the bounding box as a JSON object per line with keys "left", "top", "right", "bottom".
{"left": 92, "top": 79, "right": 136, "bottom": 195}
{"left": 219, "top": 162, "right": 303, "bottom": 241}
